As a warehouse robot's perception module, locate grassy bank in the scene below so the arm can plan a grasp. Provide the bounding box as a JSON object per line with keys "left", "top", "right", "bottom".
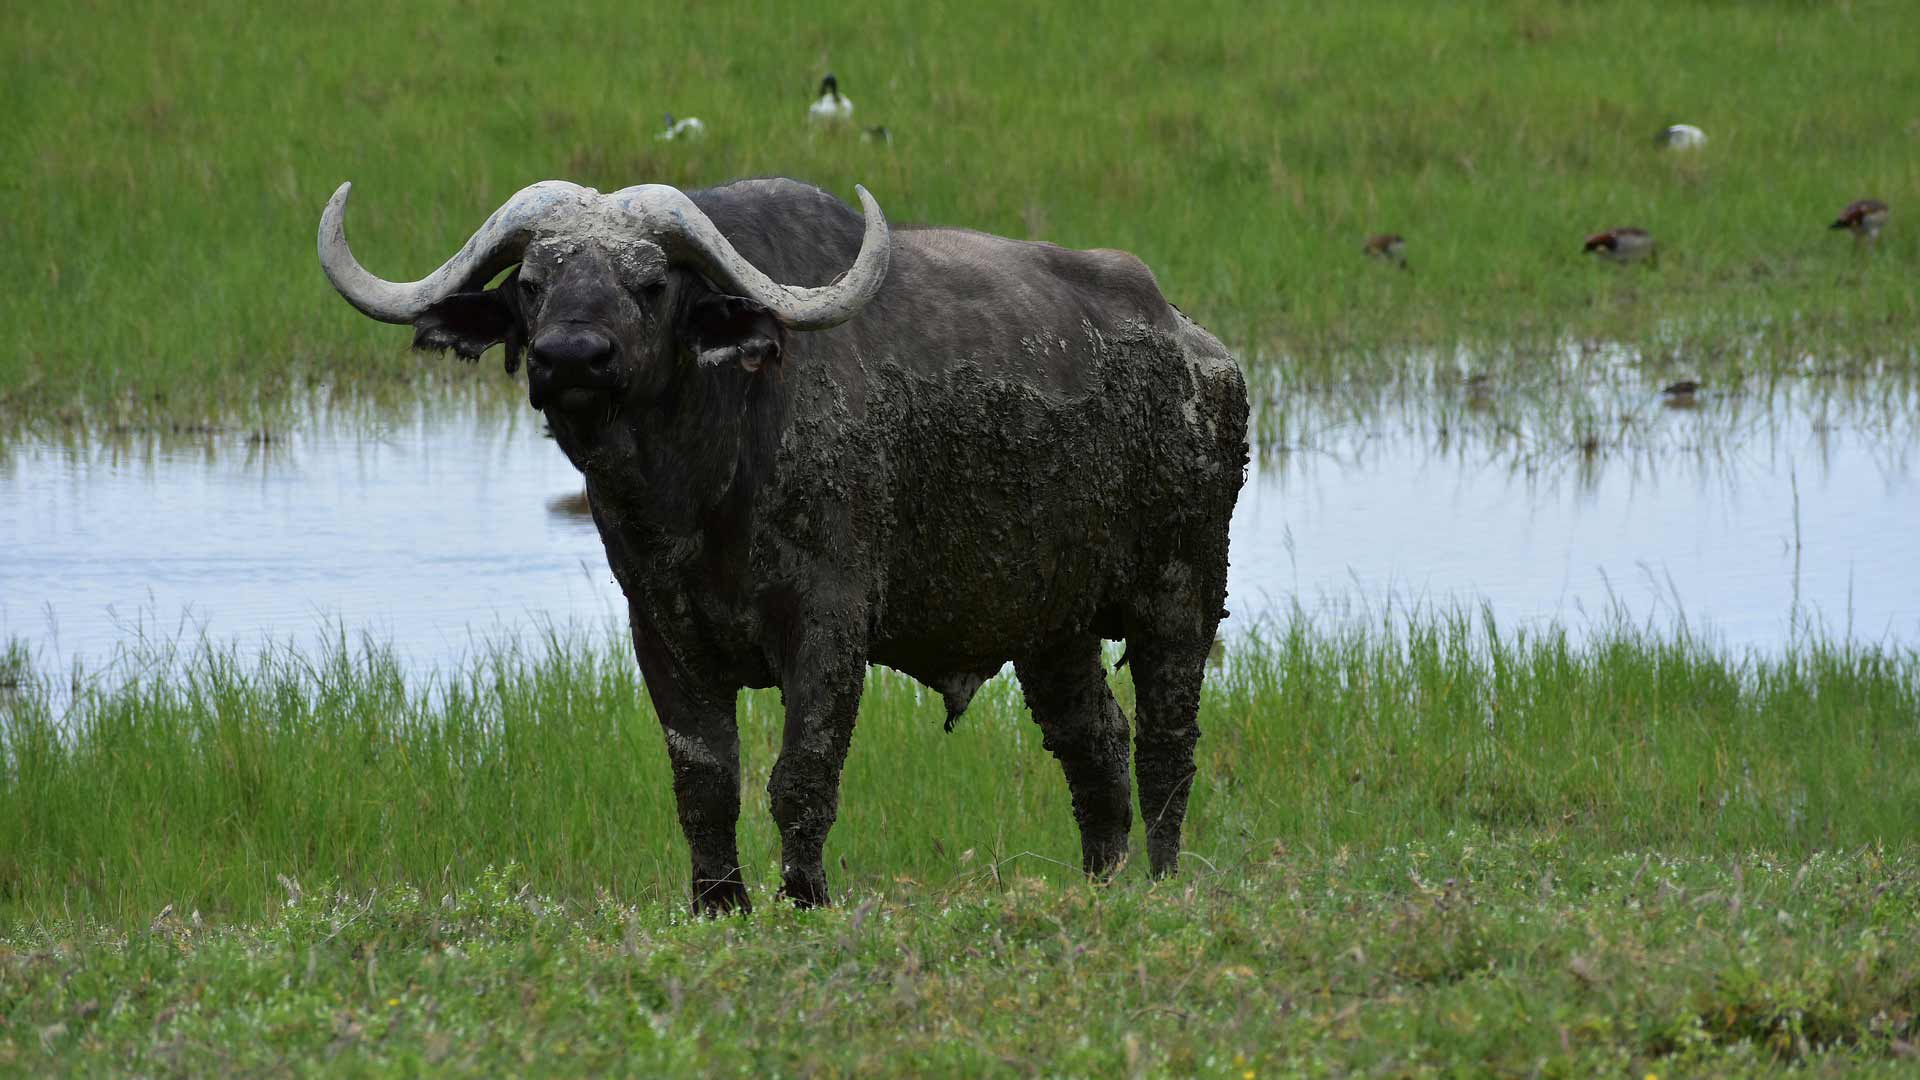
{"left": 5, "top": 0, "right": 1918, "bottom": 428}
{"left": 3, "top": 614, "right": 1914, "bottom": 924}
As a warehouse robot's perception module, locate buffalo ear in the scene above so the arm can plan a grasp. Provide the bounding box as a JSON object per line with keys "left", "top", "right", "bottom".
{"left": 680, "top": 293, "right": 786, "bottom": 374}
{"left": 413, "top": 274, "right": 527, "bottom": 374}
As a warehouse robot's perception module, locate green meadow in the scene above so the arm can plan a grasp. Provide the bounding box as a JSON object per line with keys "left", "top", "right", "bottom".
{"left": 4, "top": 617, "right": 1918, "bottom": 1071}
{"left": 4, "top": 0, "right": 1918, "bottom": 430}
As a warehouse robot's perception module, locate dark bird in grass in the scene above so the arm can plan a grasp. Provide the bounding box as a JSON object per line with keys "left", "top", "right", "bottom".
{"left": 1583, "top": 227, "right": 1656, "bottom": 265}
{"left": 1362, "top": 233, "right": 1409, "bottom": 270}
{"left": 1830, "top": 198, "right": 1889, "bottom": 245}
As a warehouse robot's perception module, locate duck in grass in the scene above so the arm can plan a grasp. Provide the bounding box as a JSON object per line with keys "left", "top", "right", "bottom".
{"left": 1830, "top": 198, "right": 1889, "bottom": 246}
{"left": 1362, "top": 233, "right": 1410, "bottom": 271}
{"left": 808, "top": 73, "right": 854, "bottom": 123}
{"left": 1583, "top": 227, "right": 1656, "bottom": 265}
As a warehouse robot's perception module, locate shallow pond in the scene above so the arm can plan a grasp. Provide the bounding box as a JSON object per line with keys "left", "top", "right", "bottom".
{"left": 3, "top": 390, "right": 1915, "bottom": 681}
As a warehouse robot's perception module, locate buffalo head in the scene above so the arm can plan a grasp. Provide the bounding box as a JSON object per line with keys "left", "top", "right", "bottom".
{"left": 316, "top": 181, "right": 890, "bottom": 414}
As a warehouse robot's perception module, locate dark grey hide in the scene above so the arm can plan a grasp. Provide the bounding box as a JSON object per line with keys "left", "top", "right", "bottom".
{"left": 394, "top": 178, "right": 1247, "bottom": 914}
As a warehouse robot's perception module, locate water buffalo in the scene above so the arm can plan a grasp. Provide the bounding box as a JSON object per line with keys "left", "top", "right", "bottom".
{"left": 317, "top": 176, "right": 1248, "bottom": 914}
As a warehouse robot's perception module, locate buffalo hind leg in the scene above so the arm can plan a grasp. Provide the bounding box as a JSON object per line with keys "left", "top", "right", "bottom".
{"left": 1016, "top": 638, "right": 1133, "bottom": 877}
{"left": 1130, "top": 635, "right": 1213, "bottom": 877}
{"left": 631, "top": 621, "right": 749, "bottom": 916}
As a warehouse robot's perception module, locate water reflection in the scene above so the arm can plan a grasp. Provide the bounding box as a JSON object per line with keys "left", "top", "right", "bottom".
{"left": 2, "top": 403, "right": 621, "bottom": 679}
{"left": 2, "top": 383, "right": 1914, "bottom": 681}
{"left": 1246, "top": 342, "right": 1920, "bottom": 461}
{"left": 545, "top": 489, "right": 593, "bottom": 520}
{"left": 1229, "top": 389, "right": 1917, "bottom": 648}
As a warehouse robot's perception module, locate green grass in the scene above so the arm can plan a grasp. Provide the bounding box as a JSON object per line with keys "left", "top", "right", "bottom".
{"left": 5, "top": 0, "right": 1919, "bottom": 430}
{"left": 4, "top": 842, "right": 1918, "bottom": 1075}
{"left": 4, "top": 615, "right": 1917, "bottom": 1071}
{"left": 4, "top": 612, "right": 1915, "bottom": 924}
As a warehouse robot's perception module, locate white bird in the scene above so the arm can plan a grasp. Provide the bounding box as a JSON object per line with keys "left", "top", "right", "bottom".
{"left": 655, "top": 113, "right": 706, "bottom": 141}
{"left": 808, "top": 74, "right": 854, "bottom": 123}
{"left": 1655, "top": 123, "right": 1706, "bottom": 150}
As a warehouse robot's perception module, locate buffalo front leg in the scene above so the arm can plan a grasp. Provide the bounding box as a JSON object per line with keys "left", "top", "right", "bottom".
{"left": 631, "top": 621, "right": 749, "bottom": 916}
{"left": 1015, "top": 638, "right": 1133, "bottom": 877}
{"left": 768, "top": 627, "right": 867, "bottom": 908}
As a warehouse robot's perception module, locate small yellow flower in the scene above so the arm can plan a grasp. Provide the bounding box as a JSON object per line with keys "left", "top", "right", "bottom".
{"left": 1243, "top": 1071, "right": 1256, "bottom": 1080}
{"left": 387, "top": 997, "right": 401, "bottom": 1007}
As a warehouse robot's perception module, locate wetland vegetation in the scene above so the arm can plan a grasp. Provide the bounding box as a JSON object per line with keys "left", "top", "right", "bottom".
{"left": 6, "top": 0, "right": 1919, "bottom": 1072}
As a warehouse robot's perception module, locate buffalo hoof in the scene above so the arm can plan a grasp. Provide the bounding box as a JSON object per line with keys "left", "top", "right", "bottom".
{"left": 691, "top": 876, "right": 752, "bottom": 917}
{"left": 778, "top": 869, "right": 831, "bottom": 909}
{"left": 1146, "top": 840, "right": 1181, "bottom": 880}
{"left": 1083, "top": 835, "right": 1131, "bottom": 881}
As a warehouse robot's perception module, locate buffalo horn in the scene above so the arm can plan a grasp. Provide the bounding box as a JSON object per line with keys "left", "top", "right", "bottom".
{"left": 606, "top": 184, "right": 890, "bottom": 330}
{"left": 319, "top": 180, "right": 889, "bottom": 331}
{"left": 317, "top": 180, "right": 589, "bottom": 324}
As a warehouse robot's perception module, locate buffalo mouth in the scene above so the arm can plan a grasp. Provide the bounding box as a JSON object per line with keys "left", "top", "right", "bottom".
{"left": 526, "top": 328, "right": 627, "bottom": 411}
{"left": 532, "top": 383, "right": 622, "bottom": 414}
{"left": 527, "top": 365, "right": 627, "bottom": 412}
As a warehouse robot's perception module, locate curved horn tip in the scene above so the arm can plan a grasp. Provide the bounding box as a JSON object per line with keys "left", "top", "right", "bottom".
{"left": 322, "top": 181, "right": 353, "bottom": 221}
{"left": 318, "top": 182, "right": 353, "bottom": 247}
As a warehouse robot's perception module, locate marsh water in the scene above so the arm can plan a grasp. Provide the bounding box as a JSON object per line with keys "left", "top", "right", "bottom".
{"left": 3, "top": 380, "right": 1916, "bottom": 681}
